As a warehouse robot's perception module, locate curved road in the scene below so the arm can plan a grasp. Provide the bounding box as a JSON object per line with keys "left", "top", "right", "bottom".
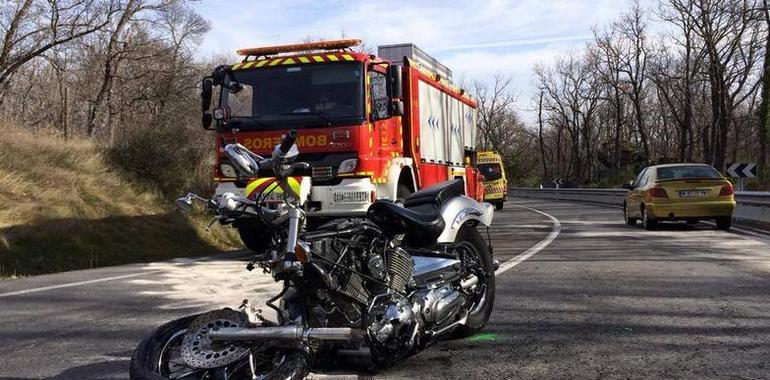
{"left": 1, "top": 198, "right": 768, "bottom": 379}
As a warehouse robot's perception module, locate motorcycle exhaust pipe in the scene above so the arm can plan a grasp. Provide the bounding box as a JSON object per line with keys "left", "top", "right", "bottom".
{"left": 208, "top": 326, "right": 363, "bottom": 342}
{"left": 460, "top": 275, "right": 479, "bottom": 290}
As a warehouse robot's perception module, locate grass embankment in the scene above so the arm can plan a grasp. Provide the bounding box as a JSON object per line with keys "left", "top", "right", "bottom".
{"left": 0, "top": 125, "right": 240, "bottom": 278}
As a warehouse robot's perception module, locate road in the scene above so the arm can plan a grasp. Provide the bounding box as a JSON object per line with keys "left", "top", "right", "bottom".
{"left": 1, "top": 198, "right": 769, "bottom": 379}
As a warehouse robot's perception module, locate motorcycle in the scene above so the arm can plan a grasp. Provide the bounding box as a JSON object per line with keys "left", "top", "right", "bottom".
{"left": 130, "top": 130, "right": 497, "bottom": 379}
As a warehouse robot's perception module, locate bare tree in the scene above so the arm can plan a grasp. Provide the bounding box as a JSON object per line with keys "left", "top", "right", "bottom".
{"left": 0, "top": 0, "right": 118, "bottom": 103}
{"left": 757, "top": 0, "right": 770, "bottom": 171}
{"left": 687, "top": 0, "right": 764, "bottom": 169}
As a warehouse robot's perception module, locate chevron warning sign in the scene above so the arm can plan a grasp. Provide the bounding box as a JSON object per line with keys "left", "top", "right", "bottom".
{"left": 726, "top": 163, "right": 757, "bottom": 178}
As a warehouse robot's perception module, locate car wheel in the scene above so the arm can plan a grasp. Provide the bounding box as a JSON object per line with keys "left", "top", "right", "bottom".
{"left": 624, "top": 203, "right": 636, "bottom": 226}
{"left": 716, "top": 216, "right": 732, "bottom": 231}
{"left": 642, "top": 207, "right": 656, "bottom": 230}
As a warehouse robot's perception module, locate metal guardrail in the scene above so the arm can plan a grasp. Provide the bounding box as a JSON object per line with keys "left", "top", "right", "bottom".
{"left": 509, "top": 187, "right": 770, "bottom": 225}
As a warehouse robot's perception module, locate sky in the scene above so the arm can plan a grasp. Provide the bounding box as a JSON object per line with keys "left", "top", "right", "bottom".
{"left": 193, "top": 0, "right": 646, "bottom": 121}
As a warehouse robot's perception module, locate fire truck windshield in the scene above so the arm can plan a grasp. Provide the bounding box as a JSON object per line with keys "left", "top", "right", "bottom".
{"left": 223, "top": 62, "right": 364, "bottom": 129}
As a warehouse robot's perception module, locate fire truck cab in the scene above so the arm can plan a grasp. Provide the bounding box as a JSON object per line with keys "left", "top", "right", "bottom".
{"left": 201, "top": 39, "right": 483, "bottom": 218}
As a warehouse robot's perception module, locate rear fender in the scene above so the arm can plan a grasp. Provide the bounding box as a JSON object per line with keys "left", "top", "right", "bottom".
{"left": 436, "top": 195, "right": 494, "bottom": 243}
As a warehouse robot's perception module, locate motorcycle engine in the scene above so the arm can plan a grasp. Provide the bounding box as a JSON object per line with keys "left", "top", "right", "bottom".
{"left": 305, "top": 219, "right": 466, "bottom": 356}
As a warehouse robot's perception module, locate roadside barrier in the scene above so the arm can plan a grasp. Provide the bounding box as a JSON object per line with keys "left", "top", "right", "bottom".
{"left": 509, "top": 188, "right": 770, "bottom": 225}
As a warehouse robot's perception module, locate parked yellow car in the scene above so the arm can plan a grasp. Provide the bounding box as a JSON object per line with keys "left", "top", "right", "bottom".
{"left": 622, "top": 163, "right": 736, "bottom": 230}
{"left": 478, "top": 151, "right": 507, "bottom": 210}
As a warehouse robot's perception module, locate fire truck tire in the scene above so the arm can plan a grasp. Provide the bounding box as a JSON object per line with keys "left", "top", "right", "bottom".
{"left": 235, "top": 220, "right": 274, "bottom": 255}
{"left": 396, "top": 183, "right": 412, "bottom": 201}
{"left": 495, "top": 202, "right": 503, "bottom": 211}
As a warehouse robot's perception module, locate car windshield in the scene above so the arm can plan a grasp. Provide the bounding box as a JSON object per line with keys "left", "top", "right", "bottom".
{"left": 479, "top": 163, "right": 503, "bottom": 181}
{"left": 656, "top": 165, "right": 722, "bottom": 180}
{"left": 222, "top": 62, "right": 364, "bottom": 128}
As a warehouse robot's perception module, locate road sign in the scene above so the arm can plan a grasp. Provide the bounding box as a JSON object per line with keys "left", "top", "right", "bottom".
{"left": 726, "top": 163, "right": 757, "bottom": 178}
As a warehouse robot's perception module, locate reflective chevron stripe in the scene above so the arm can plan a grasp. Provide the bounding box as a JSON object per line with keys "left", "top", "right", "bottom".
{"left": 231, "top": 53, "right": 360, "bottom": 70}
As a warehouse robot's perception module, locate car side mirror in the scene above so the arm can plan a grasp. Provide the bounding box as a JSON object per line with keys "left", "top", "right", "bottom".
{"left": 201, "top": 78, "right": 213, "bottom": 110}
{"left": 201, "top": 78, "right": 214, "bottom": 130}
{"left": 202, "top": 112, "right": 213, "bottom": 130}
{"left": 391, "top": 99, "right": 404, "bottom": 116}
{"left": 388, "top": 64, "right": 403, "bottom": 99}
{"left": 621, "top": 182, "right": 634, "bottom": 190}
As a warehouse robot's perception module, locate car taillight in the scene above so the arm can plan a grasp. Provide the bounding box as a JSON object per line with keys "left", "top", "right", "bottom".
{"left": 719, "top": 184, "right": 734, "bottom": 196}
{"left": 648, "top": 187, "right": 668, "bottom": 198}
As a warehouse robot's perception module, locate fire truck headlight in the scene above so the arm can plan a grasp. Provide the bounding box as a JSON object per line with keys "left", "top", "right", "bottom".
{"left": 337, "top": 159, "right": 358, "bottom": 174}
{"left": 220, "top": 163, "right": 237, "bottom": 178}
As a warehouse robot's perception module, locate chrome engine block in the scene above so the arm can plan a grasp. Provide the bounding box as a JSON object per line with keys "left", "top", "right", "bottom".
{"left": 366, "top": 293, "right": 415, "bottom": 349}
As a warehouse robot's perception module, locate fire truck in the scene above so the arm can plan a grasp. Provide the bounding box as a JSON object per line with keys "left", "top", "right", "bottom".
{"left": 200, "top": 39, "right": 483, "bottom": 219}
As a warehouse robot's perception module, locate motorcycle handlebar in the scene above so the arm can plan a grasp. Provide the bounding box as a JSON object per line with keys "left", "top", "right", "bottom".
{"left": 279, "top": 130, "right": 298, "bottom": 155}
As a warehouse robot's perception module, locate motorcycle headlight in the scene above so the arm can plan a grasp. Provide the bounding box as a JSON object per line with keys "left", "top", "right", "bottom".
{"left": 338, "top": 158, "right": 358, "bottom": 174}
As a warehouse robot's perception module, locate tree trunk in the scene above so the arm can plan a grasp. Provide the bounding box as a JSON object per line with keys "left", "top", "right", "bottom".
{"left": 538, "top": 91, "right": 549, "bottom": 183}
{"left": 757, "top": 0, "right": 770, "bottom": 173}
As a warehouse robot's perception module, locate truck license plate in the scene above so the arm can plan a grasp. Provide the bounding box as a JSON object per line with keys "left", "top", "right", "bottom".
{"left": 679, "top": 190, "right": 709, "bottom": 198}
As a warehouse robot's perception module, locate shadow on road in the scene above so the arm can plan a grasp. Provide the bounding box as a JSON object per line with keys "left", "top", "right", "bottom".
{"left": 0, "top": 352, "right": 130, "bottom": 380}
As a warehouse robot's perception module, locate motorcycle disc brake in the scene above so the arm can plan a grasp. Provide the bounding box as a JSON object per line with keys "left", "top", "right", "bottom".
{"left": 180, "top": 308, "right": 250, "bottom": 369}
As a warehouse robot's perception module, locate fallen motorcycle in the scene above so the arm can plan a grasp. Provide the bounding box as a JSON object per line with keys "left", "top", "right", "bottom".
{"left": 129, "top": 130, "right": 496, "bottom": 379}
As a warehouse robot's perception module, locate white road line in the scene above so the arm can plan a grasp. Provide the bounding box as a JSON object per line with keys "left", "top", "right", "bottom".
{"left": 496, "top": 204, "right": 562, "bottom": 275}
{"left": 1, "top": 206, "right": 561, "bottom": 298}
{"left": 0, "top": 271, "right": 160, "bottom": 298}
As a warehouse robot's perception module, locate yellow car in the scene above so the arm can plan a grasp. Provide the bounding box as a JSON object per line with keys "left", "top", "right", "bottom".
{"left": 478, "top": 151, "right": 507, "bottom": 210}
{"left": 622, "top": 163, "right": 736, "bottom": 230}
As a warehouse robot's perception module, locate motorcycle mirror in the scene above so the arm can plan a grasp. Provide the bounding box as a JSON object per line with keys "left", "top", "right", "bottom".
{"left": 224, "top": 144, "right": 260, "bottom": 177}
{"left": 272, "top": 143, "right": 299, "bottom": 160}
{"left": 175, "top": 195, "right": 194, "bottom": 214}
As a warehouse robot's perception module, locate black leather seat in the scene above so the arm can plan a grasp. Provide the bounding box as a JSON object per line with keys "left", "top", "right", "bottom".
{"left": 403, "top": 179, "right": 464, "bottom": 208}
{"left": 367, "top": 180, "right": 464, "bottom": 243}
{"left": 367, "top": 201, "right": 445, "bottom": 242}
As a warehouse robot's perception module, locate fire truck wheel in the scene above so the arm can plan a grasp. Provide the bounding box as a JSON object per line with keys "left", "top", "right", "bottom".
{"left": 396, "top": 183, "right": 412, "bottom": 200}
{"left": 235, "top": 220, "right": 274, "bottom": 255}
{"left": 495, "top": 202, "right": 503, "bottom": 211}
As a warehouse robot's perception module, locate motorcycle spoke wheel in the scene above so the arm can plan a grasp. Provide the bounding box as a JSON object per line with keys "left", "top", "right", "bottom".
{"left": 158, "top": 329, "right": 208, "bottom": 379}
{"left": 456, "top": 241, "right": 489, "bottom": 314}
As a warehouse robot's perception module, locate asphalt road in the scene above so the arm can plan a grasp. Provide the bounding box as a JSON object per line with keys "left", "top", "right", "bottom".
{"left": 1, "top": 198, "right": 769, "bottom": 379}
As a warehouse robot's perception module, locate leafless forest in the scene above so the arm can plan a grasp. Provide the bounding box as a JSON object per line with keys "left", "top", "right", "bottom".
{"left": 475, "top": 0, "right": 770, "bottom": 189}
{"left": 0, "top": 0, "right": 215, "bottom": 197}
{"left": 1, "top": 0, "right": 768, "bottom": 191}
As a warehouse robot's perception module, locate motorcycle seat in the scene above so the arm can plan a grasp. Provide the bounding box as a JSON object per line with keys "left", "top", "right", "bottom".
{"left": 402, "top": 179, "right": 464, "bottom": 208}
{"left": 367, "top": 200, "right": 445, "bottom": 242}
{"left": 367, "top": 180, "right": 464, "bottom": 243}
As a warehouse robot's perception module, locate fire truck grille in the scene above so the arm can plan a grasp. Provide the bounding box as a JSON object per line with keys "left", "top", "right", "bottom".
{"left": 312, "top": 166, "right": 333, "bottom": 180}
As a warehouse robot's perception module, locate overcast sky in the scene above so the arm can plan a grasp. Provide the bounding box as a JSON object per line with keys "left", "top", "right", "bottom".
{"left": 194, "top": 0, "right": 647, "bottom": 121}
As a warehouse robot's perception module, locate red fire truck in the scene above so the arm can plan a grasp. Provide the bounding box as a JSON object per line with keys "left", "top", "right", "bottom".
{"left": 201, "top": 39, "right": 483, "bottom": 218}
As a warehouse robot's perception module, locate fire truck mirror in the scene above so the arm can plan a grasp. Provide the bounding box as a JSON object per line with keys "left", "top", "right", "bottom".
{"left": 388, "top": 65, "right": 403, "bottom": 99}
{"left": 201, "top": 78, "right": 213, "bottom": 111}
{"left": 391, "top": 99, "right": 404, "bottom": 116}
{"left": 202, "top": 112, "right": 213, "bottom": 130}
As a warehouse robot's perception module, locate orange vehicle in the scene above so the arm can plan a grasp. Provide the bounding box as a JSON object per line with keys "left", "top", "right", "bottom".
{"left": 201, "top": 39, "right": 484, "bottom": 219}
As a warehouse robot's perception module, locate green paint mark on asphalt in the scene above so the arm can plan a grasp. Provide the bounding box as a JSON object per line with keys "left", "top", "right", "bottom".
{"left": 467, "top": 332, "right": 497, "bottom": 342}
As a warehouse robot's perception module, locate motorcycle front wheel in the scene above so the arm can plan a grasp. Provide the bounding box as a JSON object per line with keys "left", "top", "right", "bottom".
{"left": 129, "top": 315, "right": 308, "bottom": 380}
{"left": 452, "top": 224, "right": 496, "bottom": 338}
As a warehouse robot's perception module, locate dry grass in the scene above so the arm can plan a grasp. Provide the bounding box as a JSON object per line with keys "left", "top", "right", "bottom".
{"left": 0, "top": 123, "right": 240, "bottom": 277}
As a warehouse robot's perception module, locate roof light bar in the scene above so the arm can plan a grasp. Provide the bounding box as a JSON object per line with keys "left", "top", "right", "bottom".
{"left": 236, "top": 39, "right": 362, "bottom": 57}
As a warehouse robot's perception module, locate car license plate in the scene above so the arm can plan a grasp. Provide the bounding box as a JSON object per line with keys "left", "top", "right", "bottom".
{"left": 679, "top": 190, "right": 709, "bottom": 198}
